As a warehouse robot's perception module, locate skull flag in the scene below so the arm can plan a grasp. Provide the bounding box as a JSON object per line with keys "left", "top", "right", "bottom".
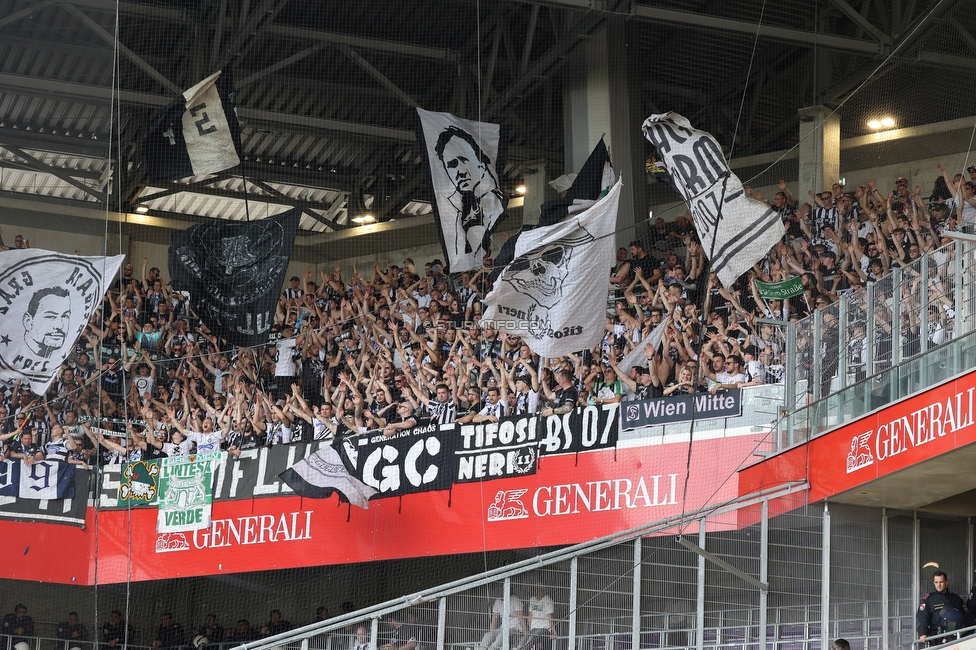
{"left": 641, "top": 112, "right": 784, "bottom": 287}
{"left": 168, "top": 209, "right": 300, "bottom": 347}
{"left": 483, "top": 178, "right": 622, "bottom": 357}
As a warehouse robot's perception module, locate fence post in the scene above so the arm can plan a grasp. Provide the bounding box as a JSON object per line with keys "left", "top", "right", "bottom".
{"left": 882, "top": 508, "right": 889, "bottom": 650}
{"left": 632, "top": 538, "right": 642, "bottom": 650}
{"left": 759, "top": 500, "right": 768, "bottom": 650}
{"left": 503, "top": 578, "right": 511, "bottom": 650}
{"left": 821, "top": 503, "right": 831, "bottom": 650}
{"left": 696, "top": 519, "right": 706, "bottom": 650}
{"left": 437, "top": 597, "right": 446, "bottom": 650}
{"left": 785, "top": 320, "right": 797, "bottom": 448}
{"left": 569, "top": 557, "right": 578, "bottom": 650}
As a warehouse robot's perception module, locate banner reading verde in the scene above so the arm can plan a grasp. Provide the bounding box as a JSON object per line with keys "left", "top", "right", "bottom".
{"left": 755, "top": 276, "right": 804, "bottom": 300}
{"left": 157, "top": 452, "right": 223, "bottom": 533}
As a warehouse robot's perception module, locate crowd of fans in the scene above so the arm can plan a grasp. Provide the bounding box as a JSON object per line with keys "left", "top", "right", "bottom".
{"left": 1, "top": 602, "right": 352, "bottom": 650}
{"left": 0, "top": 165, "right": 970, "bottom": 464}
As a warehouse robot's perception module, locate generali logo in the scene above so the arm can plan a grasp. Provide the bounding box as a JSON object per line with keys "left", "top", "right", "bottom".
{"left": 487, "top": 475, "right": 679, "bottom": 521}
{"left": 156, "top": 533, "right": 190, "bottom": 553}
{"left": 154, "top": 511, "right": 313, "bottom": 552}
{"left": 846, "top": 432, "right": 874, "bottom": 474}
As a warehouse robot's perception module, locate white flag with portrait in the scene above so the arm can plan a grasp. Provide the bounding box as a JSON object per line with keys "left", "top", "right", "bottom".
{"left": 417, "top": 108, "right": 506, "bottom": 273}
{"left": 642, "top": 112, "right": 784, "bottom": 287}
{"left": 0, "top": 249, "right": 124, "bottom": 393}
{"left": 483, "top": 178, "right": 622, "bottom": 357}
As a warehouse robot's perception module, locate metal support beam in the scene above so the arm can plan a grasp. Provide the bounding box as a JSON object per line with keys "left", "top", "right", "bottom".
{"left": 826, "top": 0, "right": 892, "bottom": 44}
{"left": 676, "top": 535, "right": 769, "bottom": 592}
{"left": 239, "top": 44, "right": 326, "bottom": 86}
{"left": 247, "top": 178, "right": 346, "bottom": 230}
{"left": 59, "top": 3, "right": 182, "bottom": 94}
{"left": 337, "top": 44, "right": 418, "bottom": 108}
{"left": 632, "top": 4, "right": 883, "bottom": 53}
{"left": 0, "top": 142, "right": 105, "bottom": 200}
{"left": 521, "top": 4, "right": 541, "bottom": 74}
{"left": 0, "top": 2, "right": 52, "bottom": 29}
{"left": 0, "top": 72, "right": 417, "bottom": 142}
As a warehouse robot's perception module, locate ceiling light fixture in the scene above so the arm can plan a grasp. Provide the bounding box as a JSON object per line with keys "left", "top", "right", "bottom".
{"left": 351, "top": 214, "right": 375, "bottom": 224}
{"left": 134, "top": 205, "right": 149, "bottom": 214}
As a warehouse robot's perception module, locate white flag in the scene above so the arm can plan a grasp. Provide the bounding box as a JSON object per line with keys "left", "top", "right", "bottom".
{"left": 417, "top": 108, "right": 506, "bottom": 273}
{"left": 0, "top": 249, "right": 124, "bottom": 393}
{"left": 483, "top": 178, "right": 622, "bottom": 357}
{"left": 617, "top": 316, "right": 670, "bottom": 374}
{"left": 642, "top": 112, "right": 784, "bottom": 287}
{"left": 19, "top": 460, "right": 75, "bottom": 500}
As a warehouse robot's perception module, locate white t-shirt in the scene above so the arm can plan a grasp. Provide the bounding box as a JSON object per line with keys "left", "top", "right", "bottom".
{"left": 492, "top": 596, "right": 524, "bottom": 632}
{"left": 266, "top": 420, "right": 293, "bottom": 445}
{"left": 275, "top": 338, "right": 299, "bottom": 376}
{"left": 527, "top": 594, "right": 554, "bottom": 630}
{"left": 133, "top": 374, "right": 155, "bottom": 398}
{"left": 186, "top": 430, "right": 223, "bottom": 454}
{"left": 163, "top": 439, "right": 193, "bottom": 457}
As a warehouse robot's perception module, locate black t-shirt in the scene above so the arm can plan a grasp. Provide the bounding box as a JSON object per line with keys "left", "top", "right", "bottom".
{"left": 228, "top": 431, "right": 262, "bottom": 451}
{"left": 388, "top": 623, "right": 421, "bottom": 650}
{"left": 552, "top": 385, "right": 579, "bottom": 411}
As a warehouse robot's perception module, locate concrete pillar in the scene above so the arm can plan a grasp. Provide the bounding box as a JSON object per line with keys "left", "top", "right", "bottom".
{"left": 520, "top": 162, "right": 548, "bottom": 227}
{"left": 797, "top": 105, "right": 841, "bottom": 206}
{"left": 563, "top": 19, "right": 648, "bottom": 248}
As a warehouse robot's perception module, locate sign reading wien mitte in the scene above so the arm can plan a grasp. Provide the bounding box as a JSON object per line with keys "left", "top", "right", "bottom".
{"left": 622, "top": 390, "right": 742, "bottom": 429}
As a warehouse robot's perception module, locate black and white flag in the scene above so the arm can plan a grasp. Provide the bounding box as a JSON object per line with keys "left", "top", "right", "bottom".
{"left": 0, "top": 249, "right": 123, "bottom": 394}
{"left": 144, "top": 70, "right": 243, "bottom": 183}
{"left": 617, "top": 316, "right": 670, "bottom": 374}
{"left": 417, "top": 108, "right": 507, "bottom": 273}
{"left": 491, "top": 138, "right": 612, "bottom": 282}
{"left": 278, "top": 445, "right": 378, "bottom": 509}
{"left": 168, "top": 209, "right": 300, "bottom": 347}
{"left": 642, "top": 112, "right": 784, "bottom": 287}
{"left": 483, "top": 178, "right": 622, "bottom": 357}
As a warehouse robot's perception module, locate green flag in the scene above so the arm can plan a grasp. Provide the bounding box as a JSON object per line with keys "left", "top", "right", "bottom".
{"left": 156, "top": 452, "right": 223, "bottom": 533}
{"left": 756, "top": 276, "right": 804, "bottom": 300}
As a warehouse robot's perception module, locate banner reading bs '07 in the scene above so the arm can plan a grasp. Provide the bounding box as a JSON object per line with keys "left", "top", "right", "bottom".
{"left": 341, "top": 404, "right": 619, "bottom": 500}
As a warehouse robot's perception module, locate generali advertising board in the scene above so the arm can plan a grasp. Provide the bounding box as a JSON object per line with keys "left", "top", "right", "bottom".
{"left": 738, "top": 370, "right": 976, "bottom": 502}
{"left": 0, "top": 434, "right": 763, "bottom": 584}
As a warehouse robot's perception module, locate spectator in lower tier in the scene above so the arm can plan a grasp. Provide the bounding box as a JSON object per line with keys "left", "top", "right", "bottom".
{"left": 57, "top": 611, "right": 89, "bottom": 650}
{"left": 266, "top": 610, "right": 292, "bottom": 636}
{"left": 2, "top": 604, "right": 35, "bottom": 650}
{"left": 152, "top": 613, "right": 186, "bottom": 649}
{"left": 101, "top": 610, "right": 133, "bottom": 648}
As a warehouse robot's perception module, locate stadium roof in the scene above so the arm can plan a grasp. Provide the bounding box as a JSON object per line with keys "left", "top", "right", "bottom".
{"left": 0, "top": 0, "right": 971, "bottom": 246}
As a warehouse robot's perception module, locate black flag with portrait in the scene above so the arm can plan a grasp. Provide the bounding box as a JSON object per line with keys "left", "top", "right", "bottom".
{"left": 168, "top": 209, "right": 300, "bottom": 347}
{"left": 143, "top": 70, "right": 243, "bottom": 183}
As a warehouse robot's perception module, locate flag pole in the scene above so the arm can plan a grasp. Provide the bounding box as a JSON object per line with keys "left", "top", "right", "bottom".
{"left": 241, "top": 169, "right": 251, "bottom": 222}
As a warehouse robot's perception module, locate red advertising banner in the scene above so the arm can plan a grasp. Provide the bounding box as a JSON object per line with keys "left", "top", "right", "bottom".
{"left": 738, "top": 370, "right": 976, "bottom": 502}
{"left": 0, "top": 435, "right": 764, "bottom": 584}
